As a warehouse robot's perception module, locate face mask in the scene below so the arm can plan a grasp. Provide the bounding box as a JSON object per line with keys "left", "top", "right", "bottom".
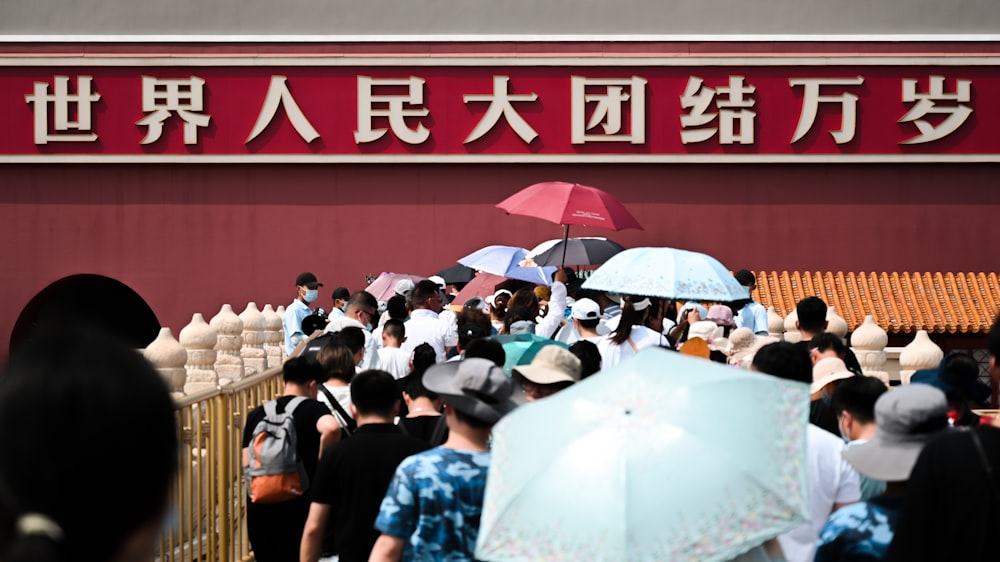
{"left": 365, "top": 322, "right": 373, "bottom": 331}
{"left": 303, "top": 289, "right": 319, "bottom": 303}
{"left": 838, "top": 419, "right": 851, "bottom": 444}
{"left": 340, "top": 302, "right": 348, "bottom": 312}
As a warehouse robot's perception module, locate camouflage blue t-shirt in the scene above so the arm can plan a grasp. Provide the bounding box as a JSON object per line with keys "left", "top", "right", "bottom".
{"left": 814, "top": 497, "right": 903, "bottom": 562}
{"left": 375, "top": 447, "right": 491, "bottom": 562}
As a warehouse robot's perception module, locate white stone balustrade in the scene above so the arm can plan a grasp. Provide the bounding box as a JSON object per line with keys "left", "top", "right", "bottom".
{"left": 239, "top": 302, "right": 267, "bottom": 376}
{"left": 211, "top": 304, "right": 245, "bottom": 385}
{"left": 825, "top": 306, "right": 849, "bottom": 339}
{"left": 898, "top": 330, "right": 943, "bottom": 384}
{"left": 850, "top": 315, "right": 890, "bottom": 386}
{"left": 179, "top": 312, "right": 219, "bottom": 395}
{"left": 767, "top": 306, "right": 785, "bottom": 340}
{"left": 783, "top": 308, "right": 801, "bottom": 344}
{"left": 262, "top": 304, "right": 284, "bottom": 369}
{"left": 143, "top": 327, "right": 187, "bottom": 398}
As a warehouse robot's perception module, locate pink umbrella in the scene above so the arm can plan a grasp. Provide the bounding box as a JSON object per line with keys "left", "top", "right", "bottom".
{"left": 363, "top": 272, "right": 426, "bottom": 301}
{"left": 496, "top": 181, "right": 643, "bottom": 267}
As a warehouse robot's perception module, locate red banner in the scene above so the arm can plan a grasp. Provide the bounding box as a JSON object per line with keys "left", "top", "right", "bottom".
{"left": 1, "top": 61, "right": 997, "bottom": 160}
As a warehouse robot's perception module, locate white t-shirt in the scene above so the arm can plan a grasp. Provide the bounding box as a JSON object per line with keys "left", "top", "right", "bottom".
{"left": 777, "top": 424, "right": 862, "bottom": 562}
{"left": 401, "top": 309, "right": 451, "bottom": 363}
{"left": 377, "top": 346, "right": 411, "bottom": 380}
{"left": 596, "top": 325, "right": 662, "bottom": 369}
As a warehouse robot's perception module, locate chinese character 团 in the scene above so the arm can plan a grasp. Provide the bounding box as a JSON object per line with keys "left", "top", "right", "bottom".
{"left": 463, "top": 76, "right": 539, "bottom": 144}
{"left": 570, "top": 76, "right": 647, "bottom": 144}
{"left": 680, "top": 76, "right": 757, "bottom": 145}
{"left": 898, "top": 75, "right": 973, "bottom": 145}
{"left": 789, "top": 77, "right": 865, "bottom": 144}
{"left": 136, "top": 76, "right": 211, "bottom": 145}
{"left": 354, "top": 76, "right": 430, "bottom": 145}
{"left": 246, "top": 76, "right": 320, "bottom": 144}
{"left": 24, "top": 75, "right": 101, "bottom": 145}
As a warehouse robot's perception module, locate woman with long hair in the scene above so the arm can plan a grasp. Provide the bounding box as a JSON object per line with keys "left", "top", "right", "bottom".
{"left": 596, "top": 295, "right": 664, "bottom": 368}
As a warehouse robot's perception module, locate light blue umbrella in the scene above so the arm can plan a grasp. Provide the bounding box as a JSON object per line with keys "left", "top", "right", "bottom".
{"left": 476, "top": 346, "right": 810, "bottom": 562}
{"left": 582, "top": 246, "right": 750, "bottom": 302}
{"left": 458, "top": 245, "right": 556, "bottom": 285}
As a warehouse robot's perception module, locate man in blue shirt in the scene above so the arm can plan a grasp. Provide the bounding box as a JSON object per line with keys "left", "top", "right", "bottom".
{"left": 284, "top": 271, "right": 324, "bottom": 355}
{"left": 733, "top": 269, "right": 769, "bottom": 336}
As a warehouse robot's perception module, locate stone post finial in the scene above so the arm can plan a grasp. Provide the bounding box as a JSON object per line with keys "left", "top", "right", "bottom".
{"left": 766, "top": 306, "right": 785, "bottom": 340}
{"left": 825, "top": 306, "right": 849, "bottom": 338}
{"left": 850, "top": 315, "right": 890, "bottom": 386}
{"left": 262, "top": 304, "right": 284, "bottom": 369}
{"left": 783, "top": 308, "right": 801, "bottom": 344}
{"left": 898, "top": 330, "right": 943, "bottom": 384}
{"left": 210, "top": 304, "right": 245, "bottom": 384}
{"left": 239, "top": 302, "right": 267, "bottom": 376}
{"left": 143, "top": 327, "right": 187, "bottom": 397}
{"left": 179, "top": 313, "right": 219, "bottom": 394}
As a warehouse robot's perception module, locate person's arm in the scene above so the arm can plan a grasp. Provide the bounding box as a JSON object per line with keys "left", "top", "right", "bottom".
{"left": 316, "top": 414, "right": 342, "bottom": 458}
{"left": 300, "top": 502, "right": 332, "bottom": 562}
{"left": 535, "top": 269, "right": 568, "bottom": 338}
{"left": 369, "top": 534, "right": 406, "bottom": 562}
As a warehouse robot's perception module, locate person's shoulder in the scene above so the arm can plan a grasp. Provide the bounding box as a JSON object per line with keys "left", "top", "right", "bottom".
{"left": 808, "top": 423, "right": 847, "bottom": 452}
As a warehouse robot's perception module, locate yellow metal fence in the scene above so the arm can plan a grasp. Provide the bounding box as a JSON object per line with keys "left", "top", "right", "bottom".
{"left": 157, "top": 367, "right": 283, "bottom": 562}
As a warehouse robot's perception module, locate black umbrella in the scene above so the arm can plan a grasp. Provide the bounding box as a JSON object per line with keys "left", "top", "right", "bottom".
{"left": 437, "top": 264, "right": 477, "bottom": 285}
{"left": 526, "top": 237, "right": 626, "bottom": 267}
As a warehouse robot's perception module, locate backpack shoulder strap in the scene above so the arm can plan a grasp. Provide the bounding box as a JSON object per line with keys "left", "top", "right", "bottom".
{"left": 429, "top": 415, "right": 448, "bottom": 446}
{"left": 284, "top": 395, "right": 307, "bottom": 415}
{"left": 318, "top": 385, "right": 356, "bottom": 435}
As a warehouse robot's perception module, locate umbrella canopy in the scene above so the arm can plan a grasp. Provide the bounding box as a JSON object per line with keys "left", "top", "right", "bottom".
{"left": 582, "top": 246, "right": 750, "bottom": 302}
{"left": 437, "top": 263, "right": 476, "bottom": 285}
{"left": 496, "top": 181, "right": 642, "bottom": 268}
{"left": 452, "top": 274, "right": 536, "bottom": 306}
{"left": 476, "top": 346, "right": 810, "bottom": 562}
{"left": 458, "top": 245, "right": 556, "bottom": 285}
{"left": 526, "top": 237, "right": 626, "bottom": 267}
{"left": 363, "top": 272, "right": 426, "bottom": 301}
{"left": 492, "top": 333, "right": 568, "bottom": 374}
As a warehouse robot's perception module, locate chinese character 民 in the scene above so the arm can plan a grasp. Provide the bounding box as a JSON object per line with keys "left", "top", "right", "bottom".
{"left": 246, "top": 76, "right": 320, "bottom": 144}
{"left": 136, "top": 76, "right": 211, "bottom": 145}
{"left": 680, "top": 75, "right": 757, "bottom": 145}
{"left": 570, "top": 76, "right": 647, "bottom": 144}
{"left": 354, "top": 76, "right": 430, "bottom": 145}
{"left": 24, "top": 75, "right": 101, "bottom": 145}
{"left": 789, "top": 77, "right": 865, "bottom": 144}
{"left": 898, "top": 75, "right": 973, "bottom": 145}
{"left": 463, "top": 76, "right": 539, "bottom": 144}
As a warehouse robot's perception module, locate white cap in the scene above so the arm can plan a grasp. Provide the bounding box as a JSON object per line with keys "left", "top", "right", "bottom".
{"left": 428, "top": 275, "right": 447, "bottom": 290}
{"left": 571, "top": 298, "right": 601, "bottom": 320}
{"left": 394, "top": 279, "right": 415, "bottom": 295}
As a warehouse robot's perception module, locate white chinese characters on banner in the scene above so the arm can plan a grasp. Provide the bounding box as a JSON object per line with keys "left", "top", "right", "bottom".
{"left": 570, "top": 76, "right": 647, "bottom": 144}
{"left": 899, "top": 75, "right": 973, "bottom": 144}
{"left": 463, "top": 76, "right": 539, "bottom": 144}
{"left": 24, "top": 75, "right": 101, "bottom": 145}
{"left": 789, "top": 77, "right": 865, "bottom": 144}
{"left": 354, "top": 76, "right": 430, "bottom": 145}
{"left": 136, "top": 76, "right": 212, "bottom": 145}
{"left": 680, "top": 76, "right": 757, "bottom": 145}
{"left": 246, "top": 76, "right": 320, "bottom": 144}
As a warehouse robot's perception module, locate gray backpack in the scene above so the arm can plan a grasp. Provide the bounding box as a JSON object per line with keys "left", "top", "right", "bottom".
{"left": 244, "top": 396, "right": 309, "bottom": 504}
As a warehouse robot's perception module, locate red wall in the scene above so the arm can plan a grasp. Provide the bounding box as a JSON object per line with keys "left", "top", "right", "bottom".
{"left": 0, "top": 162, "right": 997, "bottom": 359}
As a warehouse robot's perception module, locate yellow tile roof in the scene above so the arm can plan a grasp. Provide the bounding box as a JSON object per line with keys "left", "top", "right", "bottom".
{"left": 754, "top": 272, "right": 1000, "bottom": 335}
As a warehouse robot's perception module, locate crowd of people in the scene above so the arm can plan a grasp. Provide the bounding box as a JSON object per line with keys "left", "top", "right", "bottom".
{"left": 1, "top": 265, "right": 997, "bottom": 562}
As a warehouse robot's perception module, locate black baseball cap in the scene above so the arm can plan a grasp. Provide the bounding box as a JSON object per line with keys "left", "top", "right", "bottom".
{"left": 332, "top": 287, "right": 351, "bottom": 300}
{"left": 296, "top": 272, "right": 323, "bottom": 289}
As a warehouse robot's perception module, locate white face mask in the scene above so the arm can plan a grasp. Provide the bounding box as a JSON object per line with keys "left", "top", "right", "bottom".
{"left": 303, "top": 289, "right": 319, "bottom": 303}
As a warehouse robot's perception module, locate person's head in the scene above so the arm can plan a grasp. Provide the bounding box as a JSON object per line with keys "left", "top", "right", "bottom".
{"left": 386, "top": 294, "right": 409, "bottom": 321}
{"left": 811, "top": 356, "right": 856, "bottom": 397}
{"left": 513, "top": 345, "right": 581, "bottom": 401}
{"left": 462, "top": 338, "right": 506, "bottom": 367}
{"left": 808, "top": 332, "right": 848, "bottom": 363}
{"left": 404, "top": 369, "right": 441, "bottom": 403}
{"left": 795, "top": 296, "right": 828, "bottom": 336}
{"left": 338, "top": 326, "right": 367, "bottom": 366}
{"left": 350, "top": 370, "right": 400, "bottom": 420}
{"left": 316, "top": 338, "right": 357, "bottom": 384}
{"left": 456, "top": 305, "right": 493, "bottom": 341}
{"left": 831, "top": 375, "right": 888, "bottom": 441}
{"left": 571, "top": 298, "right": 602, "bottom": 332}
{"left": 508, "top": 287, "right": 540, "bottom": 318}
{"left": 381, "top": 318, "right": 406, "bottom": 348}
{"left": 344, "top": 290, "right": 379, "bottom": 331}
{"left": 610, "top": 295, "right": 653, "bottom": 345}
{"left": 706, "top": 304, "right": 735, "bottom": 329}
{"left": 331, "top": 286, "right": 351, "bottom": 311}
{"left": 409, "top": 342, "right": 437, "bottom": 377}
{"left": 283, "top": 354, "right": 324, "bottom": 386}
{"left": 843, "top": 384, "right": 951, "bottom": 482}
{"left": 503, "top": 305, "right": 535, "bottom": 335}
{"left": 569, "top": 339, "right": 602, "bottom": 378}
{"left": 423, "top": 358, "right": 518, "bottom": 429}
{"left": 412, "top": 280, "right": 444, "bottom": 312}
{"left": 0, "top": 326, "right": 178, "bottom": 562}
{"left": 457, "top": 322, "right": 491, "bottom": 352}
{"left": 393, "top": 279, "right": 415, "bottom": 300}
{"left": 488, "top": 289, "right": 512, "bottom": 319}
{"left": 734, "top": 269, "right": 757, "bottom": 291}
{"left": 751, "top": 341, "right": 812, "bottom": 384}
{"left": 296, "top": 271, "right": 323, "bottom": 304}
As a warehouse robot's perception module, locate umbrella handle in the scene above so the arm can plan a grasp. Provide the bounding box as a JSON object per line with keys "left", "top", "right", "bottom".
{"left": 560, "top": 224, "right": 570, "bottom": 269}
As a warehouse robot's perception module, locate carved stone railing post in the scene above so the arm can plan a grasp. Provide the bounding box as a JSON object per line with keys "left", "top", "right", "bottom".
{"left": 276, "top": 305, "right": 287, "bottom": 361}
{"left": 898, "top": 330, "right": 943, "bottom": 385}
{"left": 262, "top": 304, "right": 283, "bottom": 369}
{"left": 179, "top": 313, "right": 218, "bottom": 394}
{"left": 850, "top": 315, "right": 889, "bottom": 386}
{"left": 767, "top": 306, "right": 785, "bottom": 341}
{"left": 783, "top": 309, "right": 801, "bottom": 344}
{"left": 211, "top": 304, "right": 245, "bottom": 384}
{"left": 143, "top": 327, "right": 188, "bottom": 398}
{"left": 239, "top": 302, "right": 267, "bottom": 376}
{"left": 825, "top": 306, "right": 849, "bottom": 339}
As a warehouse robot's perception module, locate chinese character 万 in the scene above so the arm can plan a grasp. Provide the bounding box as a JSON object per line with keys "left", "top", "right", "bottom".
{"left": 680, "top": 75, "right": 757, "bottom": 145}
{"left": 246, "top": 76, "right": 320, "bottom": 144}
{"left": 136, "top": 76, "right": 211, "bottom": 145}
{"left": 463, "top": 76, "right": 539, "bottom": 144}
{"left": 570, "top": 76, "right": 647, "bottom": 144}
{"left": 354, "top": 76, "right": 430, "bottom": 145}
{"left": 898, "top": 75, "right": 973, "bottom": 145}
{"left": 24, "top": 75, "right": 101, "bottom": 145}
{"left": 789, "top": 77, "right": 865, "bottom": 144}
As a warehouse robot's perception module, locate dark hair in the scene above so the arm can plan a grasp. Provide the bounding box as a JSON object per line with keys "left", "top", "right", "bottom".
{"left": 456, "top": 307, "right": 493, "bottom": 340}
{"left": 0, "top": 325, "right": 178, "bottom": 562}
{"left": 610, "top": 296, "right": 651, "bottom": 345}
{"left": 734, "top": 269, "right": 756, "bottom": 287}
{"left": 463, "top": 338, "right": 506, "bottom": 368}
{"left": 386, "top": 294, "right": 409, "bottom": 320}
{"left": 453, "top": 407, "right": 494, "bottom": 429}
{"left": 502, "top": 305, "right": 535, "bottom": 334}
{"left": 404, "top": 369, "right": 440, "bottom": 401}
{"left": 411, "top": 280, "right": 440, "bottom": 308}
{"left": 796, "top": 296, "right": 828, "bottom": 334}
{"left": 569, "top": 340, "right": 602, "bottom": 378}
{"left": 345, "top": 290, "right": 379, "bottom": 318}
{"left": 350, "top": 370, "right": 399, "bottom": 417}
{"left": 337, "top": 326, "right": 366, "bottom": 355}
{"left": 382, "top": 318, "right": 405, "bottom": 343}
{"left": 315, "top": 339, "right": 356, "bottom": 384}
{"left": 409, "top": 343, "right": 437, "bottom": 377}
{"left": 987, "top": 311, "right": 1000, "bottom": 358}
{"left": 808, "top": 332, "right": 848, "bottom": 356}
{"left": 507, "top": 288, "right": 540, "bottom": 319}
{"left": 283, "top": 355, "right": 324, "bottom": 385}
{"left": 751, "top": 342, "right": 812, "bottom": 384}
{"left": 491, "top": 291, "right": 511, "bottom": 319}
{"left": 831, "top": 375, "right": 887, "bottom": 425}
{"left": 457, "top": 322, "right": 490, "bottom": 350}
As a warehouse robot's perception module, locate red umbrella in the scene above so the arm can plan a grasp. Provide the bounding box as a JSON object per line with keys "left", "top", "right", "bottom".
{"left": 496, "top": 181, "right": 642, "bottom": 267}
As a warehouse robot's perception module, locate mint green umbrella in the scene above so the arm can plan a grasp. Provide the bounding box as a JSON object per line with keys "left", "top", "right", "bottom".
{"left": 492, "top": 333, "right": 568, "bottom": 375}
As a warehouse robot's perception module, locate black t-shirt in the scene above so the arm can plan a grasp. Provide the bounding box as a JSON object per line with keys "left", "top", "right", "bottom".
{"left": 398, "top": 415, "right": 449, "bottom": 446}
{"left": 310, "top": 423, "right": 430, "bottom": 562}
{"left": 242, "top": 395, "right": 333, "bottom": 488}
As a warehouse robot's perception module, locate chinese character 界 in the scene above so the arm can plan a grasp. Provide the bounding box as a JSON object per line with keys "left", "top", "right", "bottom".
{"left": 24, "top": 75, "right": 101, "bottom": 145}
{"left": 570, "top": 76, "right": 647, "bottom": 144}
{"left": 136, "top": 76, "right": 211, "bottom": 145}
{"left": 789, "top": 77, "right": 865, "bottom": 144}
{"left": 463, "top": 76, "right": 539, "bottom": 144}
{"left": 680, "top": 75, "right": 757, "bottom": 145}
{"left": 354, "top": 76, "right": 430, "bottom": 145}
{"left": 898, "top": 75, "right": 973, "bottom": 145}
{"left": 246, "top": 76, "right": 320, "bottom": 144}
